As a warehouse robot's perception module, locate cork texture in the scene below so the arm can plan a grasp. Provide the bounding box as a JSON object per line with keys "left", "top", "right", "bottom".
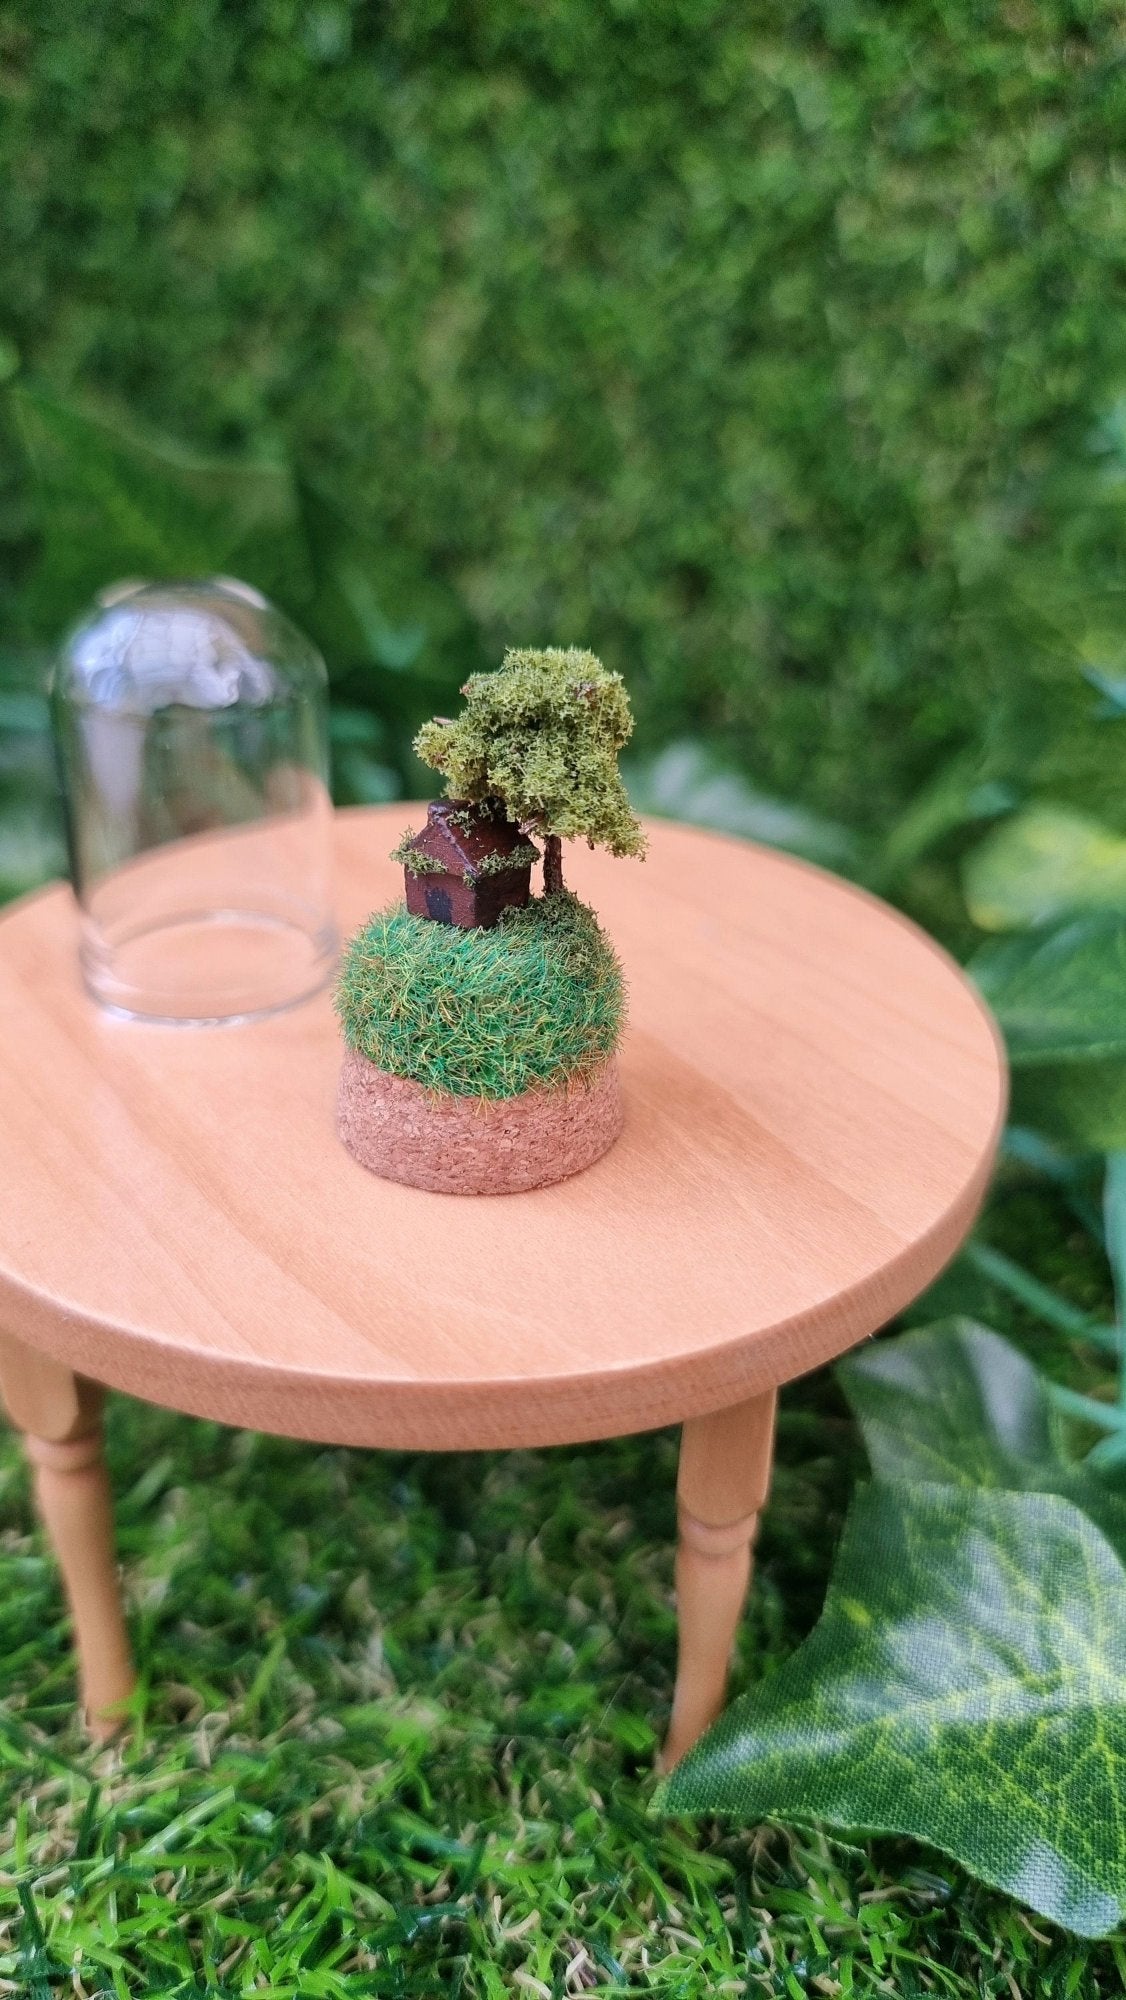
{"left": 337, "top": 1048, "right": 624, "bottom": 1195}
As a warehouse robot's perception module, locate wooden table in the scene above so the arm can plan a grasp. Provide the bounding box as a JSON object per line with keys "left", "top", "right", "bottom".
{"left": 0, "top": 807, "right": 1006, "bottom": 1764}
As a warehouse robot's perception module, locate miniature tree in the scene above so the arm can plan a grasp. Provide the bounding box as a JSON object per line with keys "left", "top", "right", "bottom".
{"left": 414, "top": 647, "right": 645, "bottom": 895}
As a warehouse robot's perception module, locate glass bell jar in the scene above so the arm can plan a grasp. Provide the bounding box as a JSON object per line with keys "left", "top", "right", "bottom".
{"left": 52, "top": 577, "right": 337, "bottom": 1024}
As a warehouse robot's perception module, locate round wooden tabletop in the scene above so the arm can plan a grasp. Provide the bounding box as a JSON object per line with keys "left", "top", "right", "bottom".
{"left": 0, "top": 807, "right": 1005, "bottom": 1450}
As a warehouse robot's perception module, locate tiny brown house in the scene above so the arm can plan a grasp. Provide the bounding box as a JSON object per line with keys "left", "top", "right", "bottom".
{"left": 402, "top": 801, "right": 536, "bottom": 929}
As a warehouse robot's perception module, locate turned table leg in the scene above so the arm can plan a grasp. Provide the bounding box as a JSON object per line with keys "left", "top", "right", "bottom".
{"left": 662, "top": 1387, "right": 777, "bottom": 1770}
{"left": 0, "top": 1333, "right": 135, "bottom": 1738}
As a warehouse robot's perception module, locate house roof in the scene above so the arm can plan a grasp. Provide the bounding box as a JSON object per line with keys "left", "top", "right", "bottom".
{"left": 406, "top": 801, "right": 535, "bottom": 882}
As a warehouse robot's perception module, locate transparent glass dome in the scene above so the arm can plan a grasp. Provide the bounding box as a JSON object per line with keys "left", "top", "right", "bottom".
{"left": 52, "top": 578, "right": 337, "bottom": 1024}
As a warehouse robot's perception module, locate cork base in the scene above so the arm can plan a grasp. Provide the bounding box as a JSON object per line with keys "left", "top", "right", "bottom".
{"left": 337, "top": 1048, "right": 624, "bottom": 1195}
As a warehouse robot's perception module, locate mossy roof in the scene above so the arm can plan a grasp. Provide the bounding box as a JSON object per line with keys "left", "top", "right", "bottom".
{"left": 406, "top": 801, "right": 535, "bottom": 882}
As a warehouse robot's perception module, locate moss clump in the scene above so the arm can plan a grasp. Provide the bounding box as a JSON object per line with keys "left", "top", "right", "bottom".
{"left": 415, "top": 648, "right": 646, "bottom": 864}
{"left": 390, "top": 818, "right": 538, "bottom": 878}
{"left": 476, "top": 840, "right": 539, "bottom": 877}
{"left": 335, "top": 892, "right": 625, "bottom": 1099}
{"left": 388, "top": 829, "right": 446, "bottom": 875}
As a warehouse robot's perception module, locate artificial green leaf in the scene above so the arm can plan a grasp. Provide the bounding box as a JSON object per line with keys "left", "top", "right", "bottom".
{"left": 1084, "top": 668, "right": 1126, "bottom": 719}
{"left": 1001, "top": 1126, "right": 1108, "bottom": 1245}
{"left": 1008, "top": 1057, "right": 1126, "bottom": 1152}
{"left": 13, "top": 388, "right": 312, "bottom": 625}
{"left": 337, "top": 564, "right": 427, "bottom": 674}
{"left": 971, "top": 914, "right": 1126, "bottom": 1063}
{"left": 292, "top": 471, "right": 471, "bottom": 707}
{"left": 875, "top": 752, "right": 1014, "bottom": 886}
{"left": 624, "top": 740, "right": 857, "bottom": 867}
{"left": 1088, "top": 1155, "right": 1126, "bottom": 1472}
{"left": 963, "top": 804, "right": 1126, "bottom": 931}
{"left": 659, "top": 1483, "right": 1126, "bottom": 1937}
{"left": 1103, "top": 1154, "right": 1126, "bottom": 1341}
{"left": 841, "top": 1320, "right": 1053, "bottom": 1483}
{"left": 839, "top": 1320, "right": 1126, "bottom": 1553}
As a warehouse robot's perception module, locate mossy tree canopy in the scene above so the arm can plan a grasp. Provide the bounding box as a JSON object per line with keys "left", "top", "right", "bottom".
{"left": 414, "top": 648, "right": 645, "bottom": 869}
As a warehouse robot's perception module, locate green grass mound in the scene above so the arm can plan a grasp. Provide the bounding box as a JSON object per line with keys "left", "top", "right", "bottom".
{"left": 335, "top": 891, "right": 624, "bottom": 1099}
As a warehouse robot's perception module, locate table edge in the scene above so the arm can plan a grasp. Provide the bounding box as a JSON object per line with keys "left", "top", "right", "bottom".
{"left": 0, "top": 812, "right": 1008, "bottom": 1449}
{"left": 0, "top": 1103, "right": 1001, "bottom": 1449}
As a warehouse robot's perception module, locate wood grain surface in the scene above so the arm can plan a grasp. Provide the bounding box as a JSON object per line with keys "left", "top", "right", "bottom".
{"left": 0, "top": 808, "right": 1006, "bottom": 1450}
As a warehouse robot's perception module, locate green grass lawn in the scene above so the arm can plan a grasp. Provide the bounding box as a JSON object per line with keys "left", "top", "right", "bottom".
{"left": 3, "top": 1168, "right": 1124, "bottom": 1995}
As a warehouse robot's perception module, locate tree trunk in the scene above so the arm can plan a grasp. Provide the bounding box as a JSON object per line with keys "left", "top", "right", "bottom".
{"left": 543, "top": 833, "right": 564, "bottom": 896}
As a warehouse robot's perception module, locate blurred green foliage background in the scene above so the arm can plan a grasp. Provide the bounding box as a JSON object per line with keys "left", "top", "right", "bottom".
{"left": 4, "top": 0, "right": 1126, "bottom": 902}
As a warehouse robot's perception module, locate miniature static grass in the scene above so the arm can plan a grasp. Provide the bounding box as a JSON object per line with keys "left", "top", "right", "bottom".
{"left": 335, "top": 890, "right": 624, "bottom": 1100}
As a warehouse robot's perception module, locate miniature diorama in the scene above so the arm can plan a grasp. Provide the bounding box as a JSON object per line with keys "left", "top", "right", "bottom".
{"left": 335, "top": 645, "right": 646, "bottom": 1194}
